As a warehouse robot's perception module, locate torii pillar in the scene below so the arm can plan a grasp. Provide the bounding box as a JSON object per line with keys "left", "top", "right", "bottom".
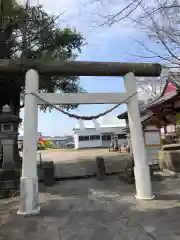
{"left": 124, "top": 72, "right": 154, "bottom": 199}
{"left": 17, "top": 69, "right": 40, "bottom": 215}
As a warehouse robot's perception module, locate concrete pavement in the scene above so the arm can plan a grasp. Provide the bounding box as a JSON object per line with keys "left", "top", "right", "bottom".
{"left": 1, "top": 175, "right": 180, "bottom": 239}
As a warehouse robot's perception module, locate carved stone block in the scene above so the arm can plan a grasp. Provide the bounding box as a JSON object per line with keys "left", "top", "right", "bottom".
{"left": 158, "top": 150, "right": 180, "bottom": 172}
{"left": 43, "top": 161, "right": 55, "bottom": 186}
{"left": 96, "top": 157, "right": 106, "bottom": 180}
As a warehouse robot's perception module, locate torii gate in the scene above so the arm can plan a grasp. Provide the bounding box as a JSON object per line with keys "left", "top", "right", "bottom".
{"left": 0, "top": 59, "right": 161, "bottom": 215}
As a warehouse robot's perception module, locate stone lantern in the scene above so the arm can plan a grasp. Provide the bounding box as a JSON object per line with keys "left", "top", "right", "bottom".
{"left": 0, "top": 105, "right": 22, "bottom": 198}
{"left": 0, "top": 105, "right": 22, "bottom": 170}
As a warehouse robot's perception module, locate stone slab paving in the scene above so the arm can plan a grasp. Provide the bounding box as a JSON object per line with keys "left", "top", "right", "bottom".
{"left": 1, "top": 175, "right": 180, "bottom": 239}
{"left": 37, "top": 149, "right": 129, "bottom": 178}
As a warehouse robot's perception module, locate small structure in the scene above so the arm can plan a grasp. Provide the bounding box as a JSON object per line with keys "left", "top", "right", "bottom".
{"left": 51, "top": 135, "right": 74, "bottom": 148}
{"left": 72, "top": 117, "right": 127, "bottom": 149}
{"left": 143, "top": 125, "right": 161, "bottom": 165}
{"left": 0, "top": 105, "right": 22, "bottom": 169}
{"left": 0, "top": 105, "right": 22, "bottom": 198}
{"left": 118, "top": 111, "right": 162, "bottom": 165}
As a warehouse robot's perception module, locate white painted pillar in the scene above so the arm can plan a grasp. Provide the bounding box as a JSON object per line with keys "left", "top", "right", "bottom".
{"left": 79, "top": 119, "right": 85, "bottom": 130}
{"left": 124, "top": 72, "right": 154, "bottom": 200}
{"left": 17, "top": 69, "right": 40, "bottom": 215}
{"left": 92, "top": 119, "right": 100, "bottom": 130}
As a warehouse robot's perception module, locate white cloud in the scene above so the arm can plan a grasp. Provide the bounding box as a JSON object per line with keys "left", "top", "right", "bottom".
{"left": 18, "top": 0, "right": 141, "bottom": 51}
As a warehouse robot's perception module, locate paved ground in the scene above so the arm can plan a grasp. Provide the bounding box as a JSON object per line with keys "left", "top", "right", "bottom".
{"left": 36, "top": 149, "right": 129, "bottom": 178}
{"left": 39, "top": 149, "right": 123, "bottom": 162}
{"left": 1, "top": 174, "right": 180, "bottom": 239}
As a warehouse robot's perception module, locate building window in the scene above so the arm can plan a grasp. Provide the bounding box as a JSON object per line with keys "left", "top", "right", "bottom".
{"left": 117, "top": 134, "right": 127, "bottom": 139}
{"left": 79, "top": 136, "right": 89, "bottom": 141}
{"left": 102, "top": 135, "right": 111, "bottom": 141}
{"left": 90, "top": 135, "right": 100, "bottom": 140}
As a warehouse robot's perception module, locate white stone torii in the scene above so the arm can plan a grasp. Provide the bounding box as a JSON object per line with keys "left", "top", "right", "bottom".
{"left": 17, "top": 69, "right": 154, "bottom": 216}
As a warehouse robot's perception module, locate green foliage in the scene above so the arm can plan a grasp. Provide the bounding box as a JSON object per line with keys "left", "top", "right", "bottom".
{"left": 37, "top": 144, "right": 47, "bottom": 150}
{"left": 176, "top": 113, "right": 180, "bottom": 125}
{"left": 0, "top": 0, "right": 22, "bottom": 21}
{"left": 0, "top": 1, "right": 85, "bottom": 112}
{"left": 43, "top": 140, "right": 56, "bottom": 148}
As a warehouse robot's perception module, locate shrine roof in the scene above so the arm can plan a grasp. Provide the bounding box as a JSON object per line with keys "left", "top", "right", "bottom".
{"left": 122, "top": 112, "right": 154, "bottom": 132}
{"left": 117, "top": 75, "right": 180, "bottom": 120}
{"left": 146, "top": 75, "right": 180, "bottom": 108}
{"left": 161, "top": 76, "right": 180, "bottom": 96}
{"left": 146, "top": 91, "right": 177, "bottom": 108}
{"left": 170, "top": 76, "right": 180, "bottom": 88}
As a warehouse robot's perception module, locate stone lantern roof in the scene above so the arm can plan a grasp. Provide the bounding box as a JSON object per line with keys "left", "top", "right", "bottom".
{"left": 0, "top": 105, "right": 22, "bottom": 123}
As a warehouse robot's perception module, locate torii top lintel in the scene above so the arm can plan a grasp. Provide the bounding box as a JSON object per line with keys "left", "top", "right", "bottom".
{"left": 0, "top": 59, "right": 161, "bottom": 77}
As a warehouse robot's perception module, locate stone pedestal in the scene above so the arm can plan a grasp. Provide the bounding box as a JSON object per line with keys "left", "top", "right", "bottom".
{"left": 43, "top": 161, "right": 55, "bottom": 186}
{"left": 0, "top": 169, "right": 19, "bottom": 198}
{"left": 17, "top": 177, "right": 40, "bottom": 215}
{"left": 96, "top": 157, "right": 106, "bottom": 180}
{"left": 2, "top": 139, "right": 16, "bottom": 169}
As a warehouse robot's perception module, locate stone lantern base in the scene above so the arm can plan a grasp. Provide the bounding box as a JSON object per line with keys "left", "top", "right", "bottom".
{"left": 0, "top": 167, "right": 20, "bottom": 199}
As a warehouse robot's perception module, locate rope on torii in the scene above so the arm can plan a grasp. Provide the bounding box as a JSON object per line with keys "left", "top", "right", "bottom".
{"left": 29, "top": 91, "right": 137, "bottom": 120}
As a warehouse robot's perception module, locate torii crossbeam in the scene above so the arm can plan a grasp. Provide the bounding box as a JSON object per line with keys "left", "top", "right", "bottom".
{"left": 0, "top": 59, "right": 161, "bottom": 76}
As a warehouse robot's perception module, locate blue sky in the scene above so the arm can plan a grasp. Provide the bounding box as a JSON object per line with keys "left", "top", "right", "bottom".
{"left": 19, "top": 0, "right": 166, "bottom": 136}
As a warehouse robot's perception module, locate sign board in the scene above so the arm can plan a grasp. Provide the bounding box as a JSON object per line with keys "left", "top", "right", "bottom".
{"left": 144, "top": 130, "right": 161, "bottom": 147}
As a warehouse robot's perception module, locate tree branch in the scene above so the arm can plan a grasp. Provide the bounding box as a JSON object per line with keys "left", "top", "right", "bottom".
{"left": 98, "top": 0, "right": 143, "bottom": 26}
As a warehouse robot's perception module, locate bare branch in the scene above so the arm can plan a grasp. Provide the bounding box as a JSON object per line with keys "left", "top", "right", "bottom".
{"left": 89, "top": 0, "right": 180, "bottom": 69}
{"left": 129, "top": 36, "right": 179, "bottom": 65}
{"left": 99, "top": 0, "right": 143, "bottom": 26}
{"left": 139, "top": 1, "right": 180, "bottom": 64}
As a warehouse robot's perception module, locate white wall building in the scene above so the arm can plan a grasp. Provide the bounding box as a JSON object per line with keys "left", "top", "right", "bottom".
{"left": 72, "top": 116, "right": 127, "bottom": 149}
